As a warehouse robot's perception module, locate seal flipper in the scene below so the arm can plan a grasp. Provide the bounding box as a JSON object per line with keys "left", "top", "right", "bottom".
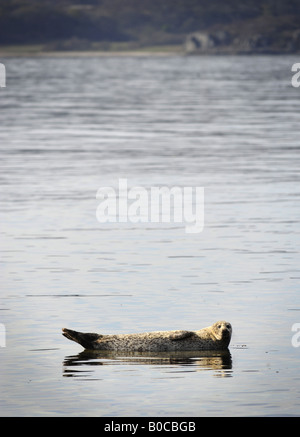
{"left": 62, "top": 328, "right": 101, "bottom": 349}
{"left": 169, "top": 330, "right": 194, "bottom": 341}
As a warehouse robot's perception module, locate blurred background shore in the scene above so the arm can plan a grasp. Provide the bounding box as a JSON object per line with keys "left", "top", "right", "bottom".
{"left": 1, "top": 0, "right": 300, "bottom": 56}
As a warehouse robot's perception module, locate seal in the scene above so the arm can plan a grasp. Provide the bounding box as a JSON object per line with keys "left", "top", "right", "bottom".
{"left": 62, "top": 320, "right": 232, "bottom": 352}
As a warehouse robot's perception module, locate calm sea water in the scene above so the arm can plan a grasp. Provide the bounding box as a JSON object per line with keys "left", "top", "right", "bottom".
{"left": 0, "top": 55, "right": 300, "bottom": 417}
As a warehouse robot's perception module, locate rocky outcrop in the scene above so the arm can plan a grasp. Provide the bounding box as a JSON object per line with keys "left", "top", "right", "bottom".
{"left": 185, "top": 31, "right": 232, "bottom": 53}
{"left": 184, "top": 29, "right": 300, "bottom": 54}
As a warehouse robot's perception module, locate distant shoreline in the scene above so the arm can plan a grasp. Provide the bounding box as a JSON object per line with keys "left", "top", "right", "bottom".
{"left": 0, "top": 50, "right": 182, "bottom": 58}
{"left": 0, "top": 50, "right": 294, "bottom": 58}
{"left": 0, "top": 44, "right": 184, "bottom": 58}
{"left": 0, "top": 49, "right": 296, "bottom": 58}
{"left": 0, "top": 43, "right": 297, "bottom": 58}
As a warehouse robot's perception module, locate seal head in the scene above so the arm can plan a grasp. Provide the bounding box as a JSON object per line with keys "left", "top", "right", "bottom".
{"left": 211, "top": 321, "right": 232, "bottom": 345}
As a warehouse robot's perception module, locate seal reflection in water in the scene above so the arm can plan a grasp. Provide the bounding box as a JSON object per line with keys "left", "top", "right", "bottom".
{"left": 63, "top": 350, "right": 232, "bottom": 378}
{"left": 62, "top": 321, "right": 232, "bottom": 352}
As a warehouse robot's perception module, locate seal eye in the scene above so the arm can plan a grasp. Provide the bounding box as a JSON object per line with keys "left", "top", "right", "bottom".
{"left": 226, "top": 324, "right": 231, "bottom": 329}
{"left": 218, "top": 325, "right": 221, "bottom": 329}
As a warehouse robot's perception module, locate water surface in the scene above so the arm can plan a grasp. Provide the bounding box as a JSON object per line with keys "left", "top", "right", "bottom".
{"left": 0, "top": 55, "right": 300, "bottom": 416}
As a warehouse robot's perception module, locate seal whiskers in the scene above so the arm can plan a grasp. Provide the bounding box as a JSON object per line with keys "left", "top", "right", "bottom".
{"left": 62, "top": 321, "right": 232, "bottom": 352}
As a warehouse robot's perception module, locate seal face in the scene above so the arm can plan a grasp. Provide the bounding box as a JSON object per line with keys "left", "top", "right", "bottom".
{"left": 211, "top": 321, "right": 232, "bottom": 342}
{"left": 62, "top": 320, "right": 232, "bottom": 352}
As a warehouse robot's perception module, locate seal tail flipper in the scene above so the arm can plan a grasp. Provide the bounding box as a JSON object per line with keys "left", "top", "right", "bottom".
{"left": 62, "top": 328, "right": 101, "bottom": 349}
